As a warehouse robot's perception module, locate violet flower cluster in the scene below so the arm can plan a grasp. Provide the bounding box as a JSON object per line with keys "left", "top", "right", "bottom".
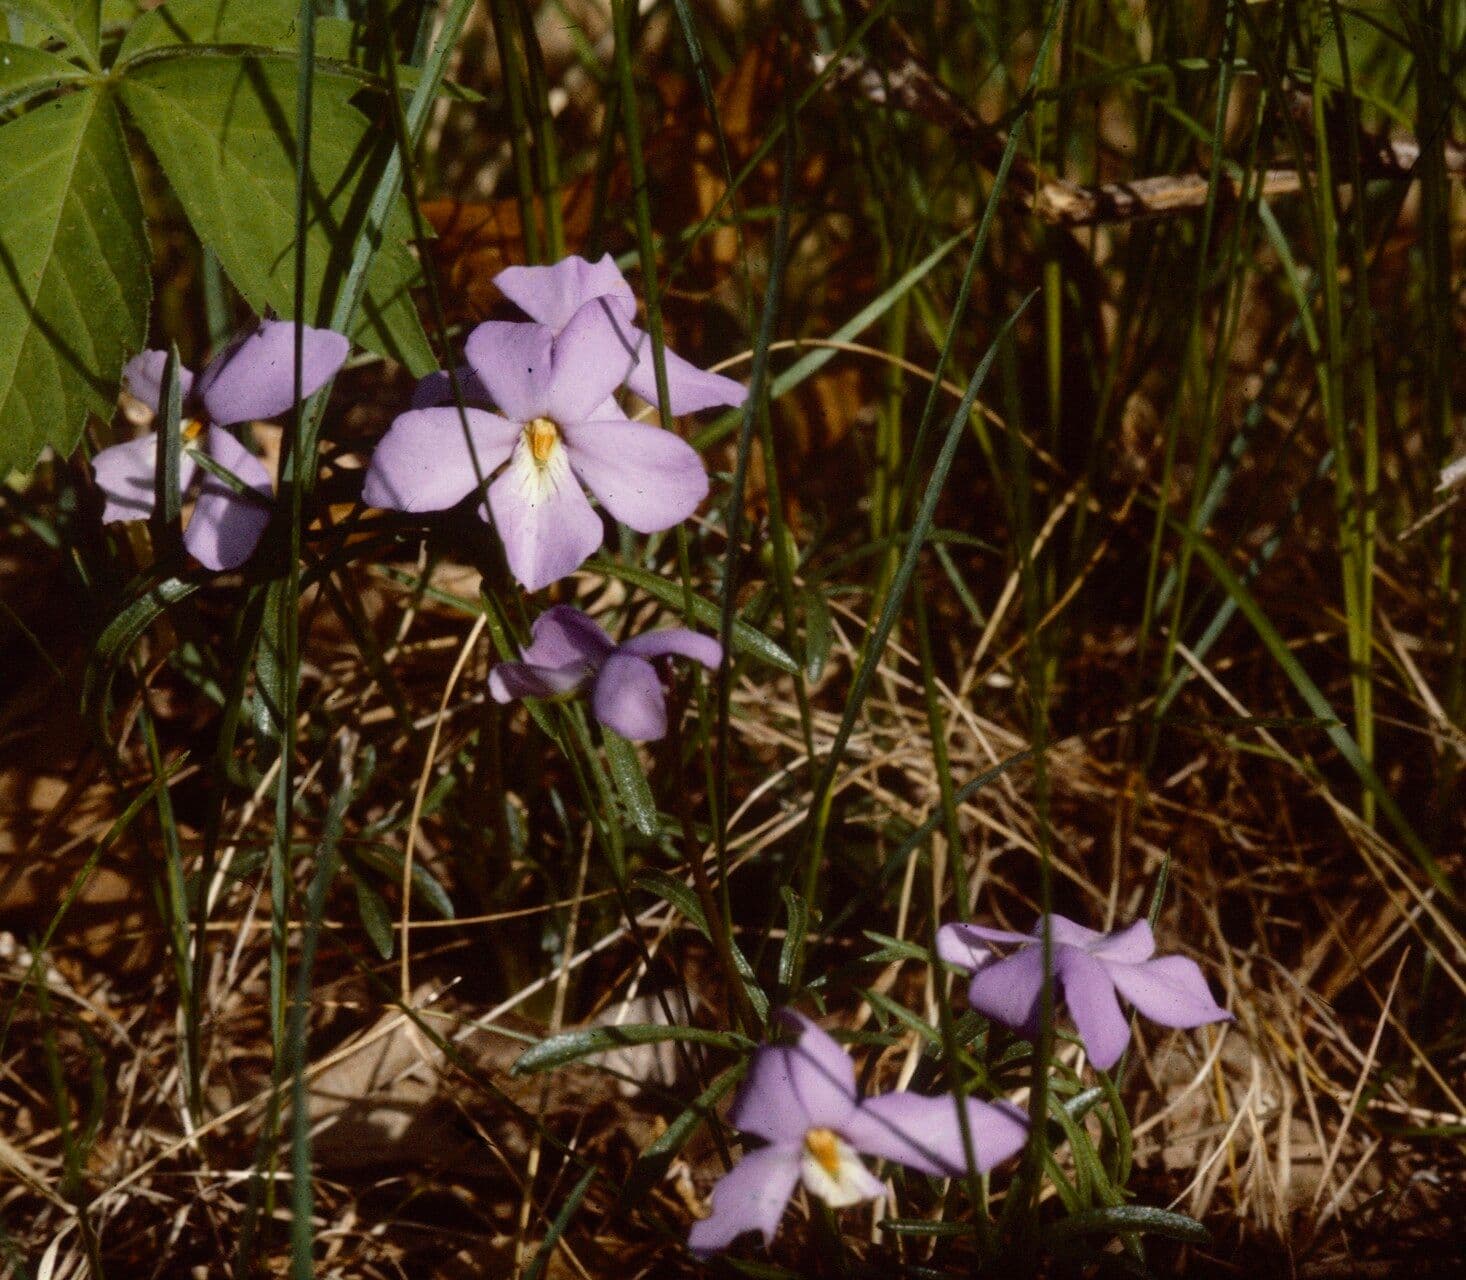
{"left": 692, "top": 920, "right": 1231, "bottom": 1255}
{"left": 92, "top": 320, "right": 348, "bottom": 570}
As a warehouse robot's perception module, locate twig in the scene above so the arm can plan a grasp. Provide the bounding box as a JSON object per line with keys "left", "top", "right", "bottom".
{"left": 814, "top": 49, "right": 1465, "bottom": 226}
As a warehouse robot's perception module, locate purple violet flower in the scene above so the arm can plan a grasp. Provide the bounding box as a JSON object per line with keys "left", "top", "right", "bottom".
{"left": 93, "top": 321, "right": 348, "bottom": 571}
{"left": 363, "top": 298, "right": 715, "bottom": 592}
{"left": 937, "top": 915, "right": 1233, "bottom": 1071}
{"left": 494, "top": 252, "right": 748, "bottom": 414}
{"left": 688, "top": 1010, "right": 1029, "bottom": 1256}
{"left": 488, "top": 605, "right": 721, "bottom": 741}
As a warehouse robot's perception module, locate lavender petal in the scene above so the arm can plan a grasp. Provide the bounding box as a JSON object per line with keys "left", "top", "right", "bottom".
{"left": 1056, "top": 946, "right": 1130, "bottom": 1070}
{"left": 182, "top": 428, "right": 273, "bottom": 571}
{"left": 1108, "top": 955, "right": 1232, "bottom": 1030}
{"left": 495, "top": 253, "right": 636, "bottom": 332}
{"left": 590, "top": 653, "right": 668, "bottom": 741}
{"left": 195, "top": 320, "right": 348, "bottom": 427}
{"left": 618, "top": 628, "right": 722, "bottom": 670}
{"left": 844, "top": 1093, "right": 1029, "bottom": 1177}
{"left": 464, "top": 321, "right": 556, "bottom": 421}
{"left": 121, "top": 350, "right": 195, "bottom": 414}
{"left": 561, "top": 418, "right": 708, "bottom": 532}
{"left": 362, "top": 407, "right": 519, "bottom": 513}
{"left": 92, "top": 431, "right": 198, "bottom": 524}
{"left": 623, "top": 330, "right": 747, "bottom": 415}
{"left": 686, "top": 1143, "right": 802, "bottom": 1256}
{"left": 486, "top": 438, "right": 603, "bottom": 591}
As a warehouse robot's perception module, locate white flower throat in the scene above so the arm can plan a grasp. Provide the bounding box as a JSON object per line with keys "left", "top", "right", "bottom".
{"left": 800, "top": 1127, "right": 882, "bottom": 1209}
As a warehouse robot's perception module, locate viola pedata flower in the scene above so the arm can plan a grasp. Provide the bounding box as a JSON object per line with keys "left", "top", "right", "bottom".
{"left": 937, "top": 915, "right": 1232, "bottom": 1071}
{"left": 688, "top": 1009, "right": 1029, "bottom": 1257}
{"left": 494, "top": 253, "right": 748, "bottom": 414}
{"left": 488, "top": 605, "right": 720, "bottom": 741}
{"left": 364, "top": 299, "right": 712, "bottom": 591}
{"left": 93, "top": 321, "right": 348, "bottom": 571}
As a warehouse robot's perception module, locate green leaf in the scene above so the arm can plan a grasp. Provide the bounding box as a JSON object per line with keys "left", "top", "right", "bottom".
{"left": 120, "top": 57, "right": 432, "bottom": 373}
{"left": 346, "top": 861, "right": 395, "bottom": 959}
{"left": 0, "top": 87, "right": 149, "bottom": 475}
{"left": 589, "top": 558, "right": 798, "bottom": 674}
{"left": 512, "top": 1023, "right": 751, "bottom": 1076}
{"left": 777, "top": 887, "right": 808, "bottom": 989}
{"left": 1049, "top": 1205, "right": 1209, "bottom": 1246}
{"left": 1, "top": 2, "right": 99, "bottom": 66}
{"left": 633, "top": 869, "right": 708, "bottom": 934}
{"left": 0, "top": 42, "right": 89, "bottom": 112}
{"left": 603, "top": 728, "right": 659, "bottom": 837}
{"left": 115, "top": 0, "right": 352, "bottom": 64}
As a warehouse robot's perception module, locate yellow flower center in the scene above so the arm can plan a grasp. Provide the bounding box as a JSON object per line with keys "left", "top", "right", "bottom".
{"left": 527, "top": 416, "right": 560, "bottom": 466}
{"left": 182, "top": 418, "right": 205, "bottom": 442}
{"left": 803, "top": 1128, "right": 843, "bottom": 1179}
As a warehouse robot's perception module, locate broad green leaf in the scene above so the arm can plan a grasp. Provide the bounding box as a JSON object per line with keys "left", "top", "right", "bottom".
{"left": 0, "top": 2, "right": 99, "bottom": 66}
{"left": 0, "top": 87, "right": 149, "bottom": 475}
{"left": 120, "top": 57, "right": 432, "bottom": 373}
{"left": 512, "top": 1024, "right": 751, "bottom": 1076}
{"left": 0, "top": 42, "right": 88, "bottom": 112}
{"left": 116, "top": 0, "right": 354, "bottom": 65}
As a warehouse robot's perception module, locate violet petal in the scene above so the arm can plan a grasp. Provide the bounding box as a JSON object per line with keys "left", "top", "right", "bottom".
{"left": 92, "top": 432, "right": 199, "bottom": 524}
{"left": 121, "top": 350, "right": 195, "bottom": 414}
{"left": 686, "top": 1142, "right": 802, "bottom": 1256}
{"left": 844, "top": 1093, "right": 1029, "bottom": 1177}
{"left": 623, "top": 329, "right": 748, "bottom": 415}
{"left": 464, "top": 321, "right": 556, "bottom": 421}
{"left": 362, "top": 407, "right": 519, "bottom": 513}
{"left": 935, "top": 921, "right": 1038, "bottom": 972}
{"left": 486, "top": 437, "right": 603, "bottom": 591}
{"left": 495, "top": 253, "right": 637, "bottom": 332}
{"left": 1108, "top": 955, "right": 1232, "bottom": 1030}
{"left": 519, "top": 604, "right": 617, "bottom": 669}
{"left": 488, "top": 659, "right": 594, "bottom": 704}
{"left": 729, "top": 1012, "right": 858, "bottom": 1144}
{"left": 965, "top": 944, "right": 1047, "bottom": 1038}
{"left": 618, "top": 628, "right": 721, "bottom": 670}
{"left": 196, "top": 320, "right": 348, "bottom": 427}
{"left": 1056, "top": 946, "right": 1130, "bottom": 1070}
{"left": 1089, "top": 918, "right": 1156, "bottom": 964}
{"left": 543, "top": 302, "right": 642, "bottom": 424}
{"left": 560, "top": 418, "right": 708, "bottom": 533}
{"left": 410, "top": 365, "right": 493, "bottom": 410}
{"left": 591, "top": 652, "right": 668, "bottom": 741}
{"left": 182, "top": 428, "right": 273, "bottom": 571}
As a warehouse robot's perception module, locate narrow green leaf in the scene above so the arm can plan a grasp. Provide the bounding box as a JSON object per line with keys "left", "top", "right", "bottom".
{"left": 82, "top": 575, "right": 197, "bottom": 717}
{"left": 777, "top": 887, "right": 808, "bottom": 989}
{"left": 523, "top": 1167, "right": 595, "bottom": 1280}
{"left": 589, "top": 558, "right": 798, "bottom": 674}
{"left": 512, "top": 1024, "right": 751, "bottom": 1076}
{"left": 347, "top": 861, "right": 395, "bottom": 959}
{"left": 633, "top": 869, "right": 708, "bottom": 934}
{"left": 120, "top": 57, "right": 432, "bottom": 372}
{"left": 603, "top": 728, "right": 659, "bottom": 837}
{"left": 0, "top": 86, "right": 149, "bottom": 475}
{"left": 1049, "top": 1204, "right": 1209, "bottom": 1245}
{"left": 616, "top": 1063, "right": 740, "bottom": 1211}
{"left": 0, "top": 42, "right": 88, "bottom": 112}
